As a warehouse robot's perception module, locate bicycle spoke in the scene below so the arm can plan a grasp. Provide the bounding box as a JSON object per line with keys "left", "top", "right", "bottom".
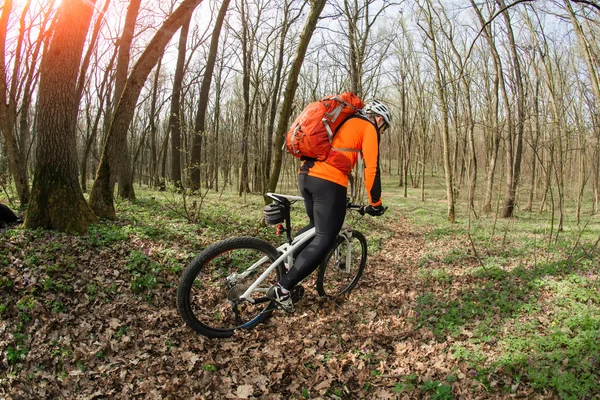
{"left": 317, "top": 231, "right": 367, "bottom": 298}
{"left": 177, "top": 237, "right": 282, "bottom": 338}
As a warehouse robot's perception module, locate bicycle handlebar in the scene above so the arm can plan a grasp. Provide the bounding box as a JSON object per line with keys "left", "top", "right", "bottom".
{"left": 267, "top": 193, "right": 388, "bottom": 217}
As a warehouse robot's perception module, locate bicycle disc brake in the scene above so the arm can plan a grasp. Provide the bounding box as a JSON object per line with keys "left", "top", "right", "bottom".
{"left": 227, "top": 285, "right": 250, "bottom": 326}
{"left": 227, "top": 285, "right": 249, "bottom": 301}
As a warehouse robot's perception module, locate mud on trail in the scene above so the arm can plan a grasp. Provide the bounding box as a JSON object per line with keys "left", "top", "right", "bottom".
{"left": 1, "top": 212, "right": 548, "bottom": 399}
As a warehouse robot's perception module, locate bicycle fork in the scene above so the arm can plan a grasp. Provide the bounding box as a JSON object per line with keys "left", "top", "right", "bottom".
{"left": 336, "top": 227, "right": 354, "bottom": 274}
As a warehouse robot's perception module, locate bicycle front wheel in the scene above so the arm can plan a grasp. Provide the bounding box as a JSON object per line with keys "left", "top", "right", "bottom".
{"left": 177, "top": 237, "right": 283, "bottom": 338}
{"left": 316, "top": 230, "right": 367, "bottom": 298}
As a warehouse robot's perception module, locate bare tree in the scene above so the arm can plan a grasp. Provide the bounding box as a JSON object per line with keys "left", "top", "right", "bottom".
{"left": 0, "top": 0, "right": 56, "bottom": 206}
{"left": 566, "top": 0, "right": 600, "bottom": 213}
{"left": 190, "top": 0, "right": 231, "bottom": 191}
{"left": 89, "top": 0, "right": 205, "bottom": 220}
{"left": 524, "top": 7, "right": 569, "bottom": 231}
{"left": 418, "top": 0, "right": 455, "bottom": 222}
{"left": 266, "top": 0, "right": 327, "bottom": 195}
{"left": 236, "top": 0, "right": 254, "bottom": 196}
{"left": 113, "top": 0, "right": 142, "bottom": 200}
{"left": 391, "top": 19, "right": 415, "bottom": 196}
{"left": 522, "top": 64, "right": 542, "bottom": 212}
{"left": 25, "top": 0, "right": 97, "bottom": 232}
{"left": 438, "top": 8, "right": 478, "bottom": 214}
{"left": 169, "top": 13, "right": 192, "bottom": 190}
{"left": 329, "top": 0, "right": 395, "bottom": 98}
{"left": 75, "top": 0, "right": 111, "bottom": 103}
{"left": 263, "top": 0, "right": 306, "bottom": 189}
{"left": 148, "top": 57, "right": 164, "bottom": 187}
{"left": 81, "top": 48, "right": 118, "bottom": 191}
{"left": 0, "top": 0, "right": 30, "bottom": 206}
{"left": 497, "top": 0, "right": 526, "bottom": 219}
{"left": 470, "top": 0, "right": 509, "bottom": 214}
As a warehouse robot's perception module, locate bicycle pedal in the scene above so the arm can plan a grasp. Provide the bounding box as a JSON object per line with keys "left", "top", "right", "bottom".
{"left": 291, "top": 285, "right": 305, "bottom": 303}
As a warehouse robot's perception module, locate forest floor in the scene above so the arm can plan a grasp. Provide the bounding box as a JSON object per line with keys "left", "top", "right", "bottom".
{"left": 1, "top": 186, "right": 598, "bottom": 399}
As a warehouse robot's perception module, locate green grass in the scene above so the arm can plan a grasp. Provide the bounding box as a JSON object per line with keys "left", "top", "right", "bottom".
{"left": 1, "top": 174, "right": 599, "bottom": 398}
{"left": 386, "top": 174, "right": 600, "bottom": 399}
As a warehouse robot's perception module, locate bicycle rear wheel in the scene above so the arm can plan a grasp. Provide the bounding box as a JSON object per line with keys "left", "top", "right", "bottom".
{"left": 316, "top": 230, "right": 367, "bottom": 298}
{"left": 177, "top": 237, "right": 283, "bottom": 338}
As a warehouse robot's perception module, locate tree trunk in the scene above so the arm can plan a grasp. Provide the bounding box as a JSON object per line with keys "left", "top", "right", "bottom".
{"left": 159, "top": 127, "right": 169, "bottom": 191}
{"left": 539, "top": 144, "right": 554, "bottom": 213}
{"left": 566, "top": 1, "right": 600, "bottom": 214}
{"left": 89, "top": 0, "right": 204, "bottom": 219}
{"left": 190, "top": 0, "right": 231, "bottom": 191}
{"left": 169, "top": 14, "right": 191, "bottom": 190}
{"left": 266, "top": 0, "right": 327, "bottom": 196}
{"left": 422, "top": 0, "right": 455, "bottom": 222}
{"left": 594, "top": 113, "right": 600, "bottom": 214}
{"left": 398, "top": 71, "right": 409, "bottom": 197}
{"left": 498, "top": 0, "right": 525, "bottom": 219}
{"left": 81, "top": 49, "right": 117, "bottom": 191}
{"left": 17, "top": 0, "right": 54, "bottom": 184}
{"left": 75, "top": 0, "right": 111, "bottom": 103}
{"left": 0, "top": 0, "right": 30, "bottom": 206}
{"left": 524, "top": 81, "right": 540, "bottom": 212}
{"left": 114, "top": 0, "right": 141, "bottom": 200}
{"left": 264, "top": 0, "right": 302, "bottom": 190}
{"left": 148, "top": 57, "right": 162, "bottom": 187}
{"left": 471, "top": 0, "right": 510, "bottom": 214}
{"left": 345, "top": 0, "right": 360, "bottom": 96}
{"left": 238, "top": 0, "right": 252, "bottom": 196}
{"left": 25, "top": 0, "right": 97, "bottom": 233}
{"left": 212, "top": 54, "right": 227, "bottom": 192}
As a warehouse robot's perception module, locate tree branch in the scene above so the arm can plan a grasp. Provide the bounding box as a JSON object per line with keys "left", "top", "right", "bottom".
{"left": 571, "top": 0, "right": 600, "bottom": 13}
{"left": 464, "top": 0, "right": 536, "bottom": 69}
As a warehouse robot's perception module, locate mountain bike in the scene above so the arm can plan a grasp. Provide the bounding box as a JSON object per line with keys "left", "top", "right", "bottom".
{"left": 177, "top": 192, "right": 380, "bottom": 338}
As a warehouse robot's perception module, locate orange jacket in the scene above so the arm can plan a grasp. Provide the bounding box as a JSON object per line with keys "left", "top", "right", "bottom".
{"left": 299, "top": 117, "right": 382, "bottom": 206}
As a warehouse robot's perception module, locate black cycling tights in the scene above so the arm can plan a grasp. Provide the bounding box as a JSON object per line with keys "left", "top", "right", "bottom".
{"left": 278, "top": 175, "right": 347, "bottom": 290}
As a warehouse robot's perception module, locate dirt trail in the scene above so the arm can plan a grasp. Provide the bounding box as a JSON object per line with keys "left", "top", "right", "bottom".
{"left": 2, "top": 213, "right": 540, "bottom": 399}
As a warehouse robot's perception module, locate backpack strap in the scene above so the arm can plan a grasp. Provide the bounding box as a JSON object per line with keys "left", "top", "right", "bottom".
{"left": 286, "top": 125, "right": 302, "bottom": 154}
{"left": 325, "top": 100, "right": 346, "bottom": 123}
{"left": 330, "top": 113, "right": 371, "bottom": 153}
{"left": 332, "top": 147, "right": 360, "bottom": 153}
{"left": 333, "top": 113, "right": 371, "bottom": 134}
{"left": 323, "top": 100, "right": 349, "bottom": 141}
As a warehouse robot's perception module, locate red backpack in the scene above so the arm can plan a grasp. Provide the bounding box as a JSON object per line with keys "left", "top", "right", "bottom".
{"left": 285, "top": 92, "right": 364, "bottom": 174}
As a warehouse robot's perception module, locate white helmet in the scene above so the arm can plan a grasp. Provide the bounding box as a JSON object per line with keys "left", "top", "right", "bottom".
{"left": 365, "top": 100, "right": 392, "bottom": 126}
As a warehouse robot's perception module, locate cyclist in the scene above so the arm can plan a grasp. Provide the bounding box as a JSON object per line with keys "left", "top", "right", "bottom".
{"left": 267, "top": 99, "right": 392, "bottom": 312}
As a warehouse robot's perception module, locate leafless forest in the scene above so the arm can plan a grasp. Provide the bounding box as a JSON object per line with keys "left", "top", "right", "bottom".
{"left": 0, "top": 0, "right": 599, "bottom": 232}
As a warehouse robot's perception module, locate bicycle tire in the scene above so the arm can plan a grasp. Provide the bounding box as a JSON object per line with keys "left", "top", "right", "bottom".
{"left": 177, "top": 236, "right": 283, "bottom": 338}
{"left": 316, "top": 230, "right": 367, "bottom": 298}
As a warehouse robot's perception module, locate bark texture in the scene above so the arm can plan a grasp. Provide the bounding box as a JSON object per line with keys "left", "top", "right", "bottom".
{"left": 25, "top": 0, "right": 97, "bottom": 233}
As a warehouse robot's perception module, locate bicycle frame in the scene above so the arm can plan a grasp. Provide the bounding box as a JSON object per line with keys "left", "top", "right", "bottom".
{"left": 234, "top": 192, "right": 357, "bottom": 303}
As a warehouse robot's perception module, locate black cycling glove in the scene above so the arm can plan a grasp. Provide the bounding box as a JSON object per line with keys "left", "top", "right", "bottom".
{"left": 364, "top": 204, "right": 386, "bottom": 216}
